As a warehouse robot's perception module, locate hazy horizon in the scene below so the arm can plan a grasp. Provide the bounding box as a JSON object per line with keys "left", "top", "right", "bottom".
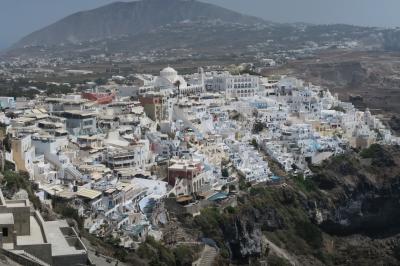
{"left": 1, "top": 0, "right": 399, "bottom": 49}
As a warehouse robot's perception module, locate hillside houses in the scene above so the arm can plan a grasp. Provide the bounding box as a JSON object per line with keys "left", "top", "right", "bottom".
{"left": 1, "top": 67, "right": 398, "bottom": 258}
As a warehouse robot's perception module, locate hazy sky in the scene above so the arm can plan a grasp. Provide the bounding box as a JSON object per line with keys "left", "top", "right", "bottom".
{"left": 1, "top": 0, "right": 399, "bottom": 49}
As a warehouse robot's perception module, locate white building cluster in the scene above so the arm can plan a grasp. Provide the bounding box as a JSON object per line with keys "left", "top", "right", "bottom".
{"left": 0, "top": 66, "right": 398, "bottom": 253}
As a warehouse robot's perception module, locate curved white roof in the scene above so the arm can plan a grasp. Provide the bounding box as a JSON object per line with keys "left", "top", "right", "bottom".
{"left": 160, "top": 66, "right": 177, "bottom": 75}
{"left": 155, "top": 66, "right": 187, "bottom": 89}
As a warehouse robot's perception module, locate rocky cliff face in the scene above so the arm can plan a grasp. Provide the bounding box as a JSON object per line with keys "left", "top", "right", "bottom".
{"left": 225, "top": 217, "right": 263, "bottom": 260}
{"left": 312, "top": 146, "right": 400, "bottom": 237}
{"left": 183, "top": 145, "right": 400, "bottom": 265}
{"left": 222, "top": 206, "right": 287, "bottom": 260}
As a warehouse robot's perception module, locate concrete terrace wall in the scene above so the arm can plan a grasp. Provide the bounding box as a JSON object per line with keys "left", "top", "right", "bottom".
{"left": 1, "top": 249, "right": 46, "bottom": 266}
{"left": 18, "top": 212, "right": 53, "bottom": 264}
{"left": 19, "top": 243, "right": 52, "bottom": 265}
{"left": 33, "top": 211, "right": 48, "bottom": 242}
{"left": 165, "top": 198, "right": 212, "bottom": 216}
{"left": 53, "top": 253, "right": 88, "bottom": 266}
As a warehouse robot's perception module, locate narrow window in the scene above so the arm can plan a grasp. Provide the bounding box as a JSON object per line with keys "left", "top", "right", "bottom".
{"left": 3, "top": 228, "right": 8, "bottom": 237}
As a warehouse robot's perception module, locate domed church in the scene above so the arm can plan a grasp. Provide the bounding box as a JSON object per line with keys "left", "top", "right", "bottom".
{"left": 154, "top": 66, "right": 188, "bottom": 90}
{"left": 154, "top": 66, "right": 205, "bottom": 95}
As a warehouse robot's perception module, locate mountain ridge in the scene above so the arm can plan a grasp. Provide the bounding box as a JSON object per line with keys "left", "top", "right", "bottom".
{"left": 13, "top": 0, "right": 267, "bottom": 48}
{"left": 9, "top": 0, "right": 400, "bottom": 60}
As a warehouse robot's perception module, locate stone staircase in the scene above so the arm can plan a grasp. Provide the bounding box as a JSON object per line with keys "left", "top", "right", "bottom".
{"left": 4, "top": 249, "right": 51, "bottom": 266}
{"left": 197, "top": 245, "right": 218, "bottom": 266}
{"left": 64, "top": 164, "right": 83, "bottom": 180}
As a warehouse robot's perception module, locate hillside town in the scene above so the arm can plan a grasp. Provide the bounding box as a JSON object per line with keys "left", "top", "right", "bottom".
{"left": 0, "top": 64, "right": 398, "bottom": 265}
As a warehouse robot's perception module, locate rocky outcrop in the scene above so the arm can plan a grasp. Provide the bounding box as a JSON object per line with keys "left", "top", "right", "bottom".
{"left": 227, "top": 217, "right": 263, "bottom": 260}
{"left": 307, "top": 146, "right": 400, "bottom": 237}
{"left": 187, "top": 145, "right": 400, "bottom": 265}
{"left": 221, "top": 207, "right": 285, "bottom": 261}
{"left": 389, "top": 115, "right": 400, "bottom": 134}
{"left": 316, "top": 175, "right": 400, "bottom": 236}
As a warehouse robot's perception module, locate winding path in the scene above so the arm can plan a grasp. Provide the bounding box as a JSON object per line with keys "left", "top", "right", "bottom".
{"left": 192, "top": 245, "right": 218, "bottom": 266}
{"left": 262, "top": 236, "right": 300, "bottom": 266}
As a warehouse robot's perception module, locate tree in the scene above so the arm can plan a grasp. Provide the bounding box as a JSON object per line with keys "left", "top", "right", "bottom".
{"left": 174, "top": 80, "right": 181, "bottom": 101}
{"left": 252, "top": 121, "right": 264, "bottom": 134}
{"left": 251, "top": 138, "right": 258, "bottom": 148}
{"left": 221, "top": 168, "right": 229, "bottom": 178}
{"left": 174, "top": 80, "right": 181, "bottom": 94}
{"left": 95, "top": 78, "right": 108, "bottom": 85}
{"left": 174, "top": 80, "right": 181, "bottom": 91}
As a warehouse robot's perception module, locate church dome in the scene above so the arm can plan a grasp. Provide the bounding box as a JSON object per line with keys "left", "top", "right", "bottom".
{"left": 155, "top": 66, "right": 187, "bottom": 89}
{"left": 160, "top": 66, "right": 177, "bottom": 76}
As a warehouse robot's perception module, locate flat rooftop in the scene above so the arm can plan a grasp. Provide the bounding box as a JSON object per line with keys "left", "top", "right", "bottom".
{"left": 17, "top": 216, "right": 44, "bottom": 245}
{"left": 0, "top": 213, "right": 14, "bottom": 225}
{"left": 76, "top": 188, "right": 102, "bottom": 200}
{"left": 62, "top": 110, "right": 97, "bottom": 117}
{"left": 6, "top": 200, "right": 28, "bottom": 208}
{"left": 44, "top": 220, "right": 87, "bottom": 256}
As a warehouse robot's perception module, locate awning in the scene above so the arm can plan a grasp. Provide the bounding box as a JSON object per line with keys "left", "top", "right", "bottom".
{"left": 207, "top": 192, "right": 228, "bottom": 202}
{"left": 176, "top": 195, "right": 193, "bottom": 203}
{"left": 77, "top": 188, "right": 102, "bottom": 200}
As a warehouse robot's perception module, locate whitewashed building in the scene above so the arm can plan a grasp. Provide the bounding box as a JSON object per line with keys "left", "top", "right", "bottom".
{"left": 206, "top": 72, "right": 259, "bottom": 98}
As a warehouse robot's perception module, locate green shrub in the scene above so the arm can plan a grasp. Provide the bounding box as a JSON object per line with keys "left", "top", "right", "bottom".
{"left": 52, "top": 197, "right": 83, "bottom": 228}
{"left": 292, "top": 175, "right": 317, "bottom": 193}
{"left": 239, "top": 178, "right": 251, "bottom": 191}
{"left": 360, "top": 144, "right": 395, "bottom": 167}
{"left": 114, "top": 248, "right": 127, "bottom": 262}
{"left": 4, "top": 160, "right": 14, "bottom": 171}
{"left": 193, "top": 208, "right": 229, "bottom": 250}
{"left": 2, "top": 170, "right": 41, "bottom": 210}
{"left": 137, "top": 242, "right": 156, "bottom": 259}
{"left": 174, "top": 245, "right": 195, "bottom": 266}
{"left": 268, "top": 254, "right": 292, "bottom": 266}
{"left": 221, "top": 168, "right": 229, "bottom": 177}
{"left": 138, "top": 236, "right": 176, "bottom": 266}
{"left": 252, "top": 122, "right": 264, "bottom": 134}
{"left": 313, "top": 249, "right": 334, "bottom": 266}
{"left": 294, "top": 220, "right": 323, "bottom": 248}
{"left": 225, "top": 206, "right": 236, "bottom": 214}
{"left": 330, "top": 106, "right": 346, "bottom": 113}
